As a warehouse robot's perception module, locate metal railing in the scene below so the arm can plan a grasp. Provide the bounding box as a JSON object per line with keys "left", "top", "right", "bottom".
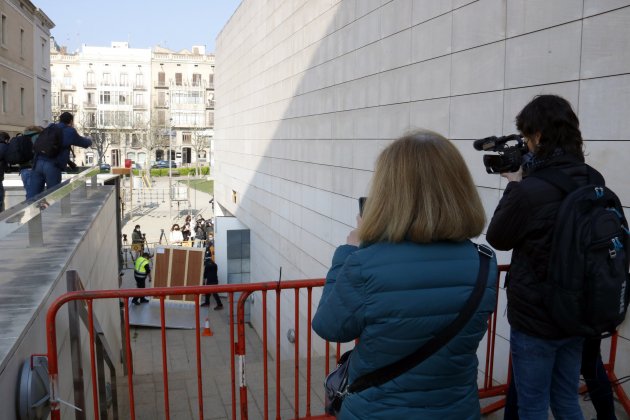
{"left": 43, "top": 268, "right": 630, "bottom": 419}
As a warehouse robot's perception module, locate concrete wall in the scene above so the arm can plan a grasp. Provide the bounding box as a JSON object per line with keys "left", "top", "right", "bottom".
{"left": 214, "top": 0, "right": 630, "bottom": 388}
{"left": 0, "top": 186, "right": 121, "bottom": 419}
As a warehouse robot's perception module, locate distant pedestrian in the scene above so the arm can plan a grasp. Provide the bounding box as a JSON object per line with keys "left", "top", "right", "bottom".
{"left": 18, "top": 126, "right": 43, "bottom": 195}
{"left": 0, "top": 131, "right": 10, "bottom": 212}
{"left": 201, "top": 256, "right": 223, "bottom": 310}
{"left": 131, "top": 224, "right": 144, "bottom": 257}
{"left": 169, "top": 223, "right": 183, "bottom": 245}
{"left": 27, "top": 112, "right": 92, "bottom": 198}
{"left": 194, "top": 221, "right": 206, "bottom": 248}
{"left": 132, "top": 252, "right": 152, "bottom": 305}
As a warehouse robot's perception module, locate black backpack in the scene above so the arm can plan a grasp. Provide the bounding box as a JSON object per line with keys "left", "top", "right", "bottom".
{"left": 5, "top": 132, "right": 37, "bottom": 165}
{"left": 532, "top": 167, "right": 630, "bottom": 337}
{"left": 33, "top": 124, "right": 64, "bottom": 158}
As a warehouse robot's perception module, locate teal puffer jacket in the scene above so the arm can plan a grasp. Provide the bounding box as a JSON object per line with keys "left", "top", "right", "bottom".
{"left": 312, "top": 240, "right": 497, "bottom": 420}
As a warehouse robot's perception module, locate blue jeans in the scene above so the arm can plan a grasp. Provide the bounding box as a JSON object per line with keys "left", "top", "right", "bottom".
{"left": 20, "top": 168, "right": 32, "bottom": 194}
{"left": 510, "top": 329, "right": 585, "bottom": 420}
{"left": 27, "top": 159, "right": 61, "bottom": 199}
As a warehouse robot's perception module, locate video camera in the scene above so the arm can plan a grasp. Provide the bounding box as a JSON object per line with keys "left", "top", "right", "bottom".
{"left": 473, "top": 134, "right": 527, "bottom": 174}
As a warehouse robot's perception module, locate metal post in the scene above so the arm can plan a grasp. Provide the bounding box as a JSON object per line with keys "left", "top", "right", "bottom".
{"left": 28, "top": 213, "right": 44, "bottom": 247}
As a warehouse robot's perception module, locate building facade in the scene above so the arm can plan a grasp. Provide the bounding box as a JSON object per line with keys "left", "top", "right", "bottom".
{"left": 0, "top": 0, "right": 53, "bottom": 135}
{"left": 213, "top": 0, "right": 630, "bottom": 388}
{"left": 50, "top": 42, "right": 214, "bottom": 168}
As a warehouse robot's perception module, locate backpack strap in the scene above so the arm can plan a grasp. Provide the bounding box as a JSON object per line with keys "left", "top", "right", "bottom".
{"left": 347, "top": 244, "right": 493, "bottom": 393}
{"left": 530, "top": 165, "right": 605, "bottom": 195}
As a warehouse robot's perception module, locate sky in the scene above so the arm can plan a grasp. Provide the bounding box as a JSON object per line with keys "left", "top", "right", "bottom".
{"left": 32, "top": 0, "right": 242, "bottom": 53}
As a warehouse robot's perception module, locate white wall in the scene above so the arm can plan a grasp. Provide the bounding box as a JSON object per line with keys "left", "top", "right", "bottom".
{"left": 214, "top": 0, "right": 630, "bottom": 384}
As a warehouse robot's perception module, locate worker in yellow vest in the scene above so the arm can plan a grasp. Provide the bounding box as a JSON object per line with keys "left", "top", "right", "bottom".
{"left": 132, "top": 252, "right": 152, "bottom": 305}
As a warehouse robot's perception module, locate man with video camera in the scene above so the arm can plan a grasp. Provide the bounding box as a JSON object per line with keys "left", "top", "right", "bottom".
{"left": 486, "top": 95, "right": 624, "bottom": 419}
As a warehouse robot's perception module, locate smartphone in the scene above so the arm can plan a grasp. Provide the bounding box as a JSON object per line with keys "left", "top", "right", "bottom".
{"left": 358, "top": 197, "right": 367, "bottom": 217}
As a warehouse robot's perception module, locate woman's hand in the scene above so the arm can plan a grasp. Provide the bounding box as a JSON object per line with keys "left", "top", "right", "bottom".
{"left": 501, "top": 166, "right": 523, "bottom": 183}
{"left": 346, "top": 215, "right": 363, "bottom": 246}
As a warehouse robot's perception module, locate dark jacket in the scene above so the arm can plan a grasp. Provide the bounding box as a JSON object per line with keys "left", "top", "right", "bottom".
{"left": 36, "top": 123, "right": 92, "bottom": 170}
{"left": 0, "top": 142, "right": 7, "bottom": 182}
{"left": 312, "top": 241, "right": 497, "bottom": 419}
{"left": 486, "top": 154, "right": 600, "bottom": 339}
{"left": 204, "top": 260, "right": 218, "bottom": 285}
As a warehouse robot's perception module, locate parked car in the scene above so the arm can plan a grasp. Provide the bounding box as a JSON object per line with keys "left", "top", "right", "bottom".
{"left": 151, "top": 160, "right": 177, "bottom": 169}
{"left": 99, "top": 163, "right": 111, "bottom": 171}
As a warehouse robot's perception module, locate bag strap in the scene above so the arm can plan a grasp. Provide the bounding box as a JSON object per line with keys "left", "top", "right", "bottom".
{"left": 347, "top": 244, "right": 493, "bottom": 394}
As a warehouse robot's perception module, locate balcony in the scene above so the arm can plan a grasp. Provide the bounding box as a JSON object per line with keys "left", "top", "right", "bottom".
{"left": 154, "top": 81, "right": 169, "bottom": 89}
{"left": 83, "top": 82, "right": 96, "bottom": 89}
{"left": 60, "top": 84, "right": 76, "bottom": 91}
{"left": 133, "top": 103, "right": 147, "bottom": 110}
{"left": 206, "top": 100, "right": 215, "bottom": 110}
{"left": 83, "top": 101, "right": 97, "bottom": 109}
{"left": 205, "top": 83, "right": 214, "bottom": 90}
{"left": 61, "top": 103, "right": 78, "bottom": 112}
{"left": 133, "top": 83, "right": 146, "bottom": 90}
{"left": 154, "top": 102, "right": 169, "bottom": 109}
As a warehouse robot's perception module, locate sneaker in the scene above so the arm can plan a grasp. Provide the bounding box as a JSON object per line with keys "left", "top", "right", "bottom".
{"left": 200, "top": 301, "right": 210, "bottom": 307}
{"left": 139, "top": 298, "right": 150, "bottom": 303}
{"left": 214, "top": 304, "right": 224, "bottom": 311}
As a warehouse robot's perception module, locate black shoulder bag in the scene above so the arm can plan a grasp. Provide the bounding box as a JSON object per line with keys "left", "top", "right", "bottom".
{"left": 324, "top": 244, "right": 493, "bottom": 416}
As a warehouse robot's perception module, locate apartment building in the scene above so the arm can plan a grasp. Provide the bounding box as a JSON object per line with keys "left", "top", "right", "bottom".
{"left": 50, "top": 42, "right": 215, "bottom": 168}
{"left": 0, "top": 0, "right": 53, "bottom": 135}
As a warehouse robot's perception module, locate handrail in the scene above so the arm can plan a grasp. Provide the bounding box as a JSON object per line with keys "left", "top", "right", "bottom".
{"left": 0, "top": 166, "right": 100, "bottom": 241}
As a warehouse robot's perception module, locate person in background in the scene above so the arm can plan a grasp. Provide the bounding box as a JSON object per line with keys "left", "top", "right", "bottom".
{"left": 0, "top": 131, "right": 10, "bottom": 212}
{"left": 131, "top": 224, "right": 144, "bottom": 257}
{"left": 18, "top": 126, "right": 43, "bottom": 195}
{"left": 194, "top": 220, "right": 206, "bottom": 248}
{"left": 487, "top": 95, "right": 602, "bottom": 419}
{"left": 132, "top": 252, "right": 152, "bottom": 305}
{"left": 312, "top": 130, "right": 497, "bottom": 419}
{"left": 27, "top": 112, "right": 92, "bottom": 198}
{"left": 182, "top": 218, "right": 192, "bottom": 242}
{"left": 200, "top": 256, "right": 223, "bottom": 310}
{"left": 169, "top": 223, "right": 183, "bottom": 245}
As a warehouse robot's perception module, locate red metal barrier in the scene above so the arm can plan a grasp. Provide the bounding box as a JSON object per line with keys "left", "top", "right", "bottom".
{"left": 45, "top": 273, "right": 630, "bottom": 419}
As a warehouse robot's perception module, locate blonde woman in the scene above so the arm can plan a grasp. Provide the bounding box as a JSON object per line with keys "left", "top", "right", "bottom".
{"left": 312, "top": 130, "right": 497, "bottom": 419}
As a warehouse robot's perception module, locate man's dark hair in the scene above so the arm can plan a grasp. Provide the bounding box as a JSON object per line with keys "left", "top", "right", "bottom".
{"left": 0, "top": 131, "right": 10, "bottom": 143}
{"left": 59, "top": 112, "right": 74, "bottom": 125}
{"left": 135, "top": 225, "right": 140, "bottom": 229}
{"left": 516, "top": 95, "right": 584, "bottom": 160}
{"left": 142, "top": 252, "right": 151, "bottom": 258}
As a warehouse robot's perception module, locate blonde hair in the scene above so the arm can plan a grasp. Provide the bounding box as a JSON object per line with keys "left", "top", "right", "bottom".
{"left": 359, "top": 130, "right": 485, "bottom": 243}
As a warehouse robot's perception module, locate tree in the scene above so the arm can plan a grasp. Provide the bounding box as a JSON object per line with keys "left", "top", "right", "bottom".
{"left": 190, "top": 126, "right": 211, "bottom": 176}
{"left": 75, "top": 110, "right": 110, "bottom": 165}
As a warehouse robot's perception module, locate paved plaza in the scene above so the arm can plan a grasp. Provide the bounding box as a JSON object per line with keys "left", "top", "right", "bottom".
{"left": 113, "top": 175, "right": 620, "bottom": 419}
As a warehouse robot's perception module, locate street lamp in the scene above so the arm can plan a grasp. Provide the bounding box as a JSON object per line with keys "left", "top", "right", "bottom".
{"left": 168, "top": 117, "right": 173, "bottom": 219}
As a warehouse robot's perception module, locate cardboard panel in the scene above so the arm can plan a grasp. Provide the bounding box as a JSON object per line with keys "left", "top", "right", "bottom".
{"left": 152, "top": 246, "right": 205, "bottom": 302}
{"left": 153, "top": 247, "right": 171, "bottom": 288}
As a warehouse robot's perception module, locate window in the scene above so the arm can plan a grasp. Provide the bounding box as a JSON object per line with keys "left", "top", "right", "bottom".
{"left": 182, "top": 132, "right": 191, "bottom": 144}
{"left": 87, "top": 92, "right": 94, "bottom": 105}
{"left": 192, "top": 73, "right": 201, "bottom": 86}
{"left": 134, "top": 112, "right": 144, "bottom": 124}
{"left": 100, "top": 91, "right": 111, "bottom": 104}
{"left": 20, "top": 29, "right": 24, "bottom": 58}
{"left": 41, "top": 38, "right": 47, "bottom": 67}
{"left": 20, "top": 87, "right": 24, "bottom": 115}
{"left": 102, "top": 72, "right": 111, "bottom": 86}
{"left": 1, "top": 81, "right": 7, "bottom": 112}
{"left": 120, "top": 73, "right": 128, "bottom": 86}
{"left": 158, "top": 91, "right": 166, "bottom": 106}
{"left": 158, "top": 110, "right": 165, "bottom": 125}
{"left": 158, "top": 72, "right": 165, "bottom": 86}
{"left": 134, "top": 93, "right": 143, "bottom": 106}
{"left": 208, "top": 74, "right": 214, "bottom": 86}
{"left": 86, "top": 71, "right": 95, "bottom": 86}
{"left": 1, "top": 15, "right": 6, "bottom": 46}
{"left": 135, "top": 73, "right": 143, "bottom": 88}
{"left": 175, "top": 73, "right": 182, "bottom": 86}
